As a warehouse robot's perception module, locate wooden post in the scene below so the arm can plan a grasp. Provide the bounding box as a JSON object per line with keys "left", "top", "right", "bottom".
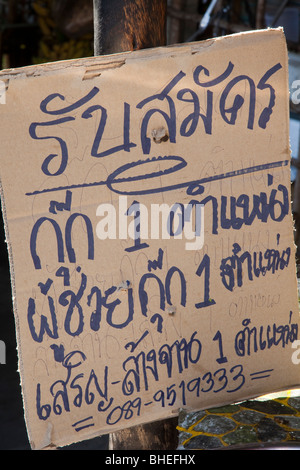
{"left": 93, "top": 0, "right": 167, "bottom": 56}
{"left": 109, "top": 418, "right": 179, "bottom": 451}
{"left": 93, "top": 0, "right": 178, "bottom": 451}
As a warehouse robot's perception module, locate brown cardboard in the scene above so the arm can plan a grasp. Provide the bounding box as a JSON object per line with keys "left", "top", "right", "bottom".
{"left": 0, "top": 28, "right": 299, "bottom": 449}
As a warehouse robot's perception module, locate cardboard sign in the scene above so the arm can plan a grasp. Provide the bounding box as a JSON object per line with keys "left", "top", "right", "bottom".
{"left": 0, "top": 28, "right": 299, "bottom": 449}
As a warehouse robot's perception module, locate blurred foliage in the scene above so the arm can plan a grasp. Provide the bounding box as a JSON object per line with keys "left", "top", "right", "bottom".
{"left": 0, "top": 0, "right": 93, "bottom": 69}
{"left": 32, "top": 0, "right": 93, "bottom": 64}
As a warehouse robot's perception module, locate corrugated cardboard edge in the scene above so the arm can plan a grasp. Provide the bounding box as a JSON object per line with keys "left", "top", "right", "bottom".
{"left": 0, "top": 27, "right": 284, "bottom": 81}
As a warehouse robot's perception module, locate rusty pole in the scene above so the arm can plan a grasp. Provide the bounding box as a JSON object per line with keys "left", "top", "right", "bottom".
{"left": 92, "top": 0, "right": 178, "bottom": 451}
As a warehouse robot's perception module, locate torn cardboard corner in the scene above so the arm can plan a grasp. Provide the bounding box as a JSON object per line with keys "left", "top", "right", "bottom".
{"left": 0, "top": 28, "right": 299, "bottom": 450}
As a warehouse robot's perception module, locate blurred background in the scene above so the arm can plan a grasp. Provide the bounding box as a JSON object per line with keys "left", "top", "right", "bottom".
{"left": 0, "top": 0, "right": 299, "bottom": 450}
{"left": 0, "top": 0, "right": 300, "bottom": 68}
